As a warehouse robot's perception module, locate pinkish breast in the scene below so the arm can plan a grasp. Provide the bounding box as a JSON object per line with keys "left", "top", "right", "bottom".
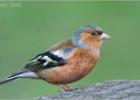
{"left": 37, "top": 48, "right": 100, "bottom": 84}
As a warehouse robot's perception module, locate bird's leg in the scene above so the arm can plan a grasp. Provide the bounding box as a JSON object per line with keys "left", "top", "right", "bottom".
{"left": 58, "top": 84, "right": 71, "bottom": 91}
{"left": 58, "top": 84, "right": 78, "bottom": 91}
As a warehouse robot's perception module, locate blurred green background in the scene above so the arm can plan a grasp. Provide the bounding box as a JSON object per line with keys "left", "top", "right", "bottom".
{"left": 0, "top": 1, "right": 140, "bottom": 99}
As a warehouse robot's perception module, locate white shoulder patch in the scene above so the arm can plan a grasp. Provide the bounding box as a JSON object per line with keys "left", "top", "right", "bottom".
{"left": 51, "top": 47, "right": 73, "bottom": 59}
{"left": 52, "top": 50, "right": 65, "bottom": 58}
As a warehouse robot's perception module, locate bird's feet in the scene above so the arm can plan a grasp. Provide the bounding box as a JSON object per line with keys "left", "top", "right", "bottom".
{"left": 58, "top": 84, "right": 79, "bottom": 91}
{"left": 64, "top": 87, "right": 79, "bottom": 91}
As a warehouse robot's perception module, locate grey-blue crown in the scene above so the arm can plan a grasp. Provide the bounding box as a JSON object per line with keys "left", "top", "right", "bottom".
{"left": 70, "top": 25, "right": 100, "bottom": 47}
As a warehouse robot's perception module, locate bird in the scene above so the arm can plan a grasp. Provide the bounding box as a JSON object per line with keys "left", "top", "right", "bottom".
{"left": 0, "top": 25, "right": 111, "bottom": 91}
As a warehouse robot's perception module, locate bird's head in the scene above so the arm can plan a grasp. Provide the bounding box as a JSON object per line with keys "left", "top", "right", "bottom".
{"left": 71, "top": 25, "right": 111, "bottom": 48}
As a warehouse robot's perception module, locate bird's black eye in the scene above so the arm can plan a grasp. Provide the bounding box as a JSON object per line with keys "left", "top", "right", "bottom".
{"left": 90, "top": 32, "right": 97, "bottom": 36}
{"left": 97, "top": 31, "right": 103, "bottom": 35}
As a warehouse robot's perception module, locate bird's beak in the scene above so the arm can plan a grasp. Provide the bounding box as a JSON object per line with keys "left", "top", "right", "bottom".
{"left": 99, "top": 33, "right": 112, "bottom": 40}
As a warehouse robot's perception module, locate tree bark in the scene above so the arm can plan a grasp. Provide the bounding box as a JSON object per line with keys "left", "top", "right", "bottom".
{"left": 36, "top": 80, "right": 140, "bottom": 100}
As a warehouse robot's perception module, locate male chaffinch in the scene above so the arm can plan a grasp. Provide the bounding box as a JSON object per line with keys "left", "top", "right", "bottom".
{"left": 0, "top": 25, "right": 111, "bottom": 91}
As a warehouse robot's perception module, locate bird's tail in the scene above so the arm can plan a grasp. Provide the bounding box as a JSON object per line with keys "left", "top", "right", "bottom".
{"left": 0, "top": 69, "right": 37, "bottom": 85}
{"left": 0, "top": 75, "right": 19, "bottom": 84}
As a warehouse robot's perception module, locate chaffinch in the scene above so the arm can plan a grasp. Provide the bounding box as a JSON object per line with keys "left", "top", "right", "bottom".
{"left": 0, "top": 25, "right": 111, "bottom": 91}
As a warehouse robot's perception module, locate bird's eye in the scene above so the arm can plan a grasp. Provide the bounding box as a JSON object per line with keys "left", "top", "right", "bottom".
{"left": 98, "top": 32, "right": 103, "bottom": 35}
{"left": 90, "top": 32, "right": 97, "bottom": 36}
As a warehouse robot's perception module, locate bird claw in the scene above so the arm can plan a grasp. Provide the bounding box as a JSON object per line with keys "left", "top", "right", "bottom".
{"left": 64, "top": 87, "right": 79, "bottom": 91}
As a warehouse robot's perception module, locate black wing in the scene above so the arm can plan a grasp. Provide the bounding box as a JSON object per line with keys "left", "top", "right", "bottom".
{"left": 25, "top": 51, "right": 66, "bottom": 72}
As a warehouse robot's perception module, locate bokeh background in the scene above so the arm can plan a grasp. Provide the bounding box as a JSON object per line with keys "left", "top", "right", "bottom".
{"left": 0, "top": 1, "right": 140, "bottom": 99}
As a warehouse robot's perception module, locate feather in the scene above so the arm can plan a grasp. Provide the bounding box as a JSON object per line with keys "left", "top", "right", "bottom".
{"left": 0, "top": 70, "right": 37, "bottom": 85}
{"left": 24, "top": 40, "right": 76, "bottom": 72}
